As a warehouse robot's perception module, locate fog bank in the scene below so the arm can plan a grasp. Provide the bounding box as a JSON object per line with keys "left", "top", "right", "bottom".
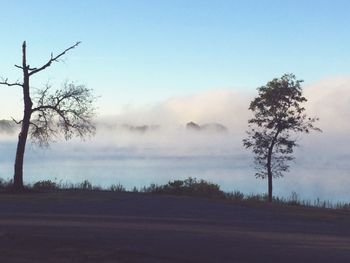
{"left": 0, "top": 76, "right": 349, "bottom": 201}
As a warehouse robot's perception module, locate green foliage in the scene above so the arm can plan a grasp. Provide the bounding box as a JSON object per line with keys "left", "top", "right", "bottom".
{"left": 142, "top": 177, "right": 225, "bottom": 198}
{"left": 32, "top": 180, "right": 58, "bottom": 190}
{"left": 243, "top": 74, "right": 321, "bottom": 179}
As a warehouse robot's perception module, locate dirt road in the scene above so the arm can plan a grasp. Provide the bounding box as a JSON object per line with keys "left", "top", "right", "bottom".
{"left": 0, "top": 191, "right": 349, "bottom": 262}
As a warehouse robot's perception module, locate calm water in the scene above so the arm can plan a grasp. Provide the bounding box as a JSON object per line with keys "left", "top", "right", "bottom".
{"left": 1, "top": 132, "right": 349, "bottom": 203}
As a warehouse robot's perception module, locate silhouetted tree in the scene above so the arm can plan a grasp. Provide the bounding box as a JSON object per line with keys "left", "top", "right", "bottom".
{"left": 0, "top": 41, "right": 96, "bottom": 191}
{"left": 243, "top": 74, "right": 320, "bottom": 202}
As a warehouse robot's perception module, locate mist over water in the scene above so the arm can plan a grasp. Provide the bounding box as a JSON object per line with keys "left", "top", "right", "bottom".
{"left": 0, "top": 130, "right": 349, "bottom": 202}
{"left": 0, "top": 129, "right": 256, "bottom": 191}
{"left": 0, "top": 77, "right": 349, "bottom": 202}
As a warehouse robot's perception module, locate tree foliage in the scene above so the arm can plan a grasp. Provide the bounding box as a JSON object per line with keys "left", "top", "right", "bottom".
{"left": 30, "top": 82, "right": 96, "bottom": 146}
{"left": 243, "top": 74, "right": 320, "bottom": 200}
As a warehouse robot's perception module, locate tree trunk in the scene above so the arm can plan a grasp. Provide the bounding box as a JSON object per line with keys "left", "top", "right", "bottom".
{"left": 266, "top": 129, "right": 281, "bottom": 202}
{"left": 267, "top": 150, "right": 273, "bottom": 202}
{"left": 13, "top": 42, "right": 32, "bottom": 191}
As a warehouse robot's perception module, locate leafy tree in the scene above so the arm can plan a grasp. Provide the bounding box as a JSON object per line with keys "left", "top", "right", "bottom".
{"left": 0, "top": 41, "right": 96, "bottom": 191}
{"left": 243, "top": 74, "right": 321, "bottom": 202}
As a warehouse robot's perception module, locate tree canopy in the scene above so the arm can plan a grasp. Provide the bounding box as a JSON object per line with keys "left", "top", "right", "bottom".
{"left": 243, "top": 74, "right": 321, "bottom": 201}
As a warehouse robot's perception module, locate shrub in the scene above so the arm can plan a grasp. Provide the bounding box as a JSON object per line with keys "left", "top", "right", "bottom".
{"left": 143, "top": 177, "right": 225, "bottom": 199}
{"left": 245, "top": 193, "right": 267, "bottom": 202}
{"left": 287, "top": 191, "right": 300, "bottom": 206}
{"left": 226, "top": 190, "right": 245, "bottom": 201}
{"left": 141, "top": 183, "right": 162, "bottom": 193}
{"left": 78, "top": 180, "right": 93, "bottom": 190}
{"left": 0, "top": 178, "right": 5, "bottom": 189}
{"left": 0, "top": 178, "right": 13, "bottom": 190}
{"left": 93, "top": 185, "right": 102, "bottom": 191}
{"left": 32, "top": 180, "right": 58, "bottom": 190}
{"left": 110, "top": 183, "right": 125, "bottom": 192}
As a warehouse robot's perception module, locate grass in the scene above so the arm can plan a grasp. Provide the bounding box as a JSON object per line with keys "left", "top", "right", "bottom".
{"left": 0, "top": 177, "right": 349, "bottom": 210}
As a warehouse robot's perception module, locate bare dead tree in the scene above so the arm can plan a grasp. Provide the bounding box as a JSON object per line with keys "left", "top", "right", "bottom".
{"left": 0, "top": 41, "right": 96, "bottom": 191}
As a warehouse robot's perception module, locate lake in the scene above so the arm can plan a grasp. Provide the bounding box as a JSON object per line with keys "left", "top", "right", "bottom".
{"left": 0, "top": 130, "right": 349, "bottom": 203}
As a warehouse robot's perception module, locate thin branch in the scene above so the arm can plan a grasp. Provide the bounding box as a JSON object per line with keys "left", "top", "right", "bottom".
{"left": 30, "top": 82, "right": 96, "bottom": 145}
{"left": 0, "top": 78, "right": 23, "bottom": 87}
{"left": 31, "top": 105, "right": 56, "bottom": 113}
{"left": 29, "top": 42, "right": 81, "bottom": 76}
{"left": 29, "top": 121, "right": 39, "bottom": 129}
{"left": 11, "top": 117, "right": 23, "bottom": 125}
{"left": 14, "top": 64, "right": 23, "bottom": 69}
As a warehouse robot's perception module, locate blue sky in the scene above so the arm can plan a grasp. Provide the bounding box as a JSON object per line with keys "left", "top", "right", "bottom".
{"left": 1, "top": 0, "right": 350, "bottom": 117}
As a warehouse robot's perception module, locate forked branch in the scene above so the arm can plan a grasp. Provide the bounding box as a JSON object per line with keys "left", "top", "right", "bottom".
{"left": 30, "top": 82, "right": 96, "bottom": 146}
{"left": 29, "top": 42, "right": 81, "bottom": 76}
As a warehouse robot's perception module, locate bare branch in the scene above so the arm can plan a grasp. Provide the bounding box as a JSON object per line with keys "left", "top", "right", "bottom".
{"left": 29, "top": 42, "right": 81, "bottom": 76}
{"left": 29, "top": 121, "right": 39, "bottom": 129}
{"left": 30, "top": 82, "right": 96, "bottom": 146}
{"left": 15, "top": 64, "right": 23, "bottom": 69}
{"left": 0, "top": 78, "right": 22, "bottom": 87}
{"left": 11, "top": 117, "right": 23, "bottom": 125}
